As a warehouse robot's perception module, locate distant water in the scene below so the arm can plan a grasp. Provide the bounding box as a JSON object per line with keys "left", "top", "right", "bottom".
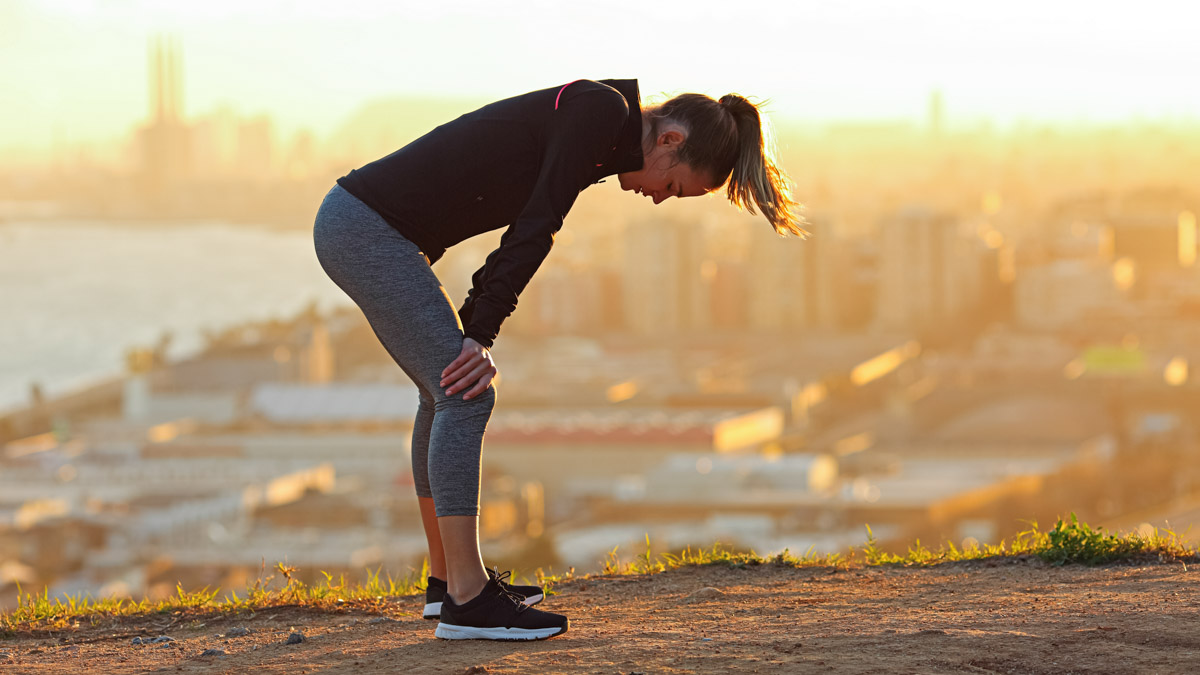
{"left": 0, "top": 220, "right": 356, "bottom": 414}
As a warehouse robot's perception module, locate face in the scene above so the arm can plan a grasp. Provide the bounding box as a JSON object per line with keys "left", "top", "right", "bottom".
{"left": 617, "top": 127, "right": 717, "bottom": 205}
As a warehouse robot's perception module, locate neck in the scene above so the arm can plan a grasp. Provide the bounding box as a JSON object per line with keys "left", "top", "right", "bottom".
{"left": 641, "top": 118, "right": 655, "bottom": 156}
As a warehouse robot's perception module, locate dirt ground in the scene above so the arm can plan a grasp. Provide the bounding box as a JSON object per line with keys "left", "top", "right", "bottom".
{"left": 2, "top": 555, "right": 1199, "bottom": 674}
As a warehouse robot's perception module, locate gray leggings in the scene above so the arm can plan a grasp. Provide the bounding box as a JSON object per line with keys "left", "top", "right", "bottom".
{"left": 312, "top": 184, "right": 495, "bottom": 517}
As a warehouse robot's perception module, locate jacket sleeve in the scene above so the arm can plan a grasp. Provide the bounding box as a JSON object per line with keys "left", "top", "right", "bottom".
{"left": 458, "top": 84, "right": 629, "bottom": 348}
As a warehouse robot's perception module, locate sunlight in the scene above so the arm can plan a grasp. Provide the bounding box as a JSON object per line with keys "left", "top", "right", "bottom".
{"left": 1179, "top": 211, "right": 1197, "bottom": 267}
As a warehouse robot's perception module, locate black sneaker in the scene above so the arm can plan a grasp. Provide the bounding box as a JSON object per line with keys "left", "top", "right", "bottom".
{"left": 488, "top": 568, "right": 545, "bottom": 606}
{"left": 424, "top": 576, "right": 447, "bottom": 620}
{"left": 423, "top": 568, "right": 544, "bottom": 620}
{"left": 435, "top": 577, "right": 568, "bottom": 641}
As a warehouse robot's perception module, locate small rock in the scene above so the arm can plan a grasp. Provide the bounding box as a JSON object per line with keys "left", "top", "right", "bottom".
{"left": 200, "top": 649, "right": 226, "bottom": 657}
{"left": 701, "top": 638, "right": 713, "bottom": 642}
{"left": 685, "top": 587, "right": 725, "bottom": 602}
{"left": 150, "top": 636, "right": 176, "bottom": 644}
{"left": 286, "top": 632, "right": 306, "bottom": 645}
{"left": 226, "top": 627, "right": 251, "bottom": 638}
{"left": 130, "top": 638, "right": 143, "bottom": 646}
{"left": 367, "top": 617, "right": 398, "bottom": 624}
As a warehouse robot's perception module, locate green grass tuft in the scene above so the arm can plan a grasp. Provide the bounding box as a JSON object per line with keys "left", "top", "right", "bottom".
{"left": 1, "top": 560, "right": 427, "bottom": 637}
{"left": 853, "top": 513, "right": 1196, "bottom": 567}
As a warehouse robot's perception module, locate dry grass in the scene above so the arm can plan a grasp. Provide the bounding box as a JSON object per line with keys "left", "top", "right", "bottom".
{"left": 3, "top": 513, "right": 1195, "bottom": 637}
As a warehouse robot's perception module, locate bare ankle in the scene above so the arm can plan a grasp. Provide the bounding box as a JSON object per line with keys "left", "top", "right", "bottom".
{"left": 448, "top": 574, "right": 488, "bottom": 605}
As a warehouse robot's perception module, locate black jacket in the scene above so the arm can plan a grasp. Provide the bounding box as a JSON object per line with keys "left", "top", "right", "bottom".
{"left": 336, "top": 78, "right": 645, "bottom": 348}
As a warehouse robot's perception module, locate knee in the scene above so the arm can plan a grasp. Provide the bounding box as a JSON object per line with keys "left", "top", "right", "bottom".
{"left": 434, "top": 384, "right": 496, "bottom": 414}
{"left": 417, "top": 388, "right": 436, "bottom": 409}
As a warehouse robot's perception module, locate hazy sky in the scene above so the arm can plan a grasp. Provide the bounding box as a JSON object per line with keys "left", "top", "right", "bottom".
{"left": 3, "top": 0, "right": 1198, "bottom": 154}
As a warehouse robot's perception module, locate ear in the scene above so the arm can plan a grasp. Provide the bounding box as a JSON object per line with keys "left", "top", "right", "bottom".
{"left": 657, "top": 128, "right": 686, "bottom": 148}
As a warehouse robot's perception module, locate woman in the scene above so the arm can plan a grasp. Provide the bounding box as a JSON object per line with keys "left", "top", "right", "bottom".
{"left": 312, "top": 78, "right": 807, "bottom": 641}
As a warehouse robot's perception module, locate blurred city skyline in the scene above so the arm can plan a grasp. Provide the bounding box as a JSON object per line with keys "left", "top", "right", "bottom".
{"left": 5, "top": 0, "right": 1200, "bottom": 165}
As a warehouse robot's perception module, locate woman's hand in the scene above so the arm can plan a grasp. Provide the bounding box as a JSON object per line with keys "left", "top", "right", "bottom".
{"left": 440, "top": 337, "right": 498, "bottom": 401}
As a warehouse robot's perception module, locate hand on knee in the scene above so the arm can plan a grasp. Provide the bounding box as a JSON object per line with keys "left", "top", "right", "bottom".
{"left": 440, "top": 338, "right": 498, "bottom": 401}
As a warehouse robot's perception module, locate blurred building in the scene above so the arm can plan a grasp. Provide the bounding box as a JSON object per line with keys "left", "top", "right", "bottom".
{"left": 874, "top": 206, "right": 984, "bottom": 334}
{"left": 1108, "top": 203, "right": 1189, "bottom": 273}
{"left": 133, "top": 35, "right": 193, "bottom": 208}
{"left": 190, "top": 105, "right": 241, "bottom": 179}
{"left": 745, "top": 211, "right": 839, "bottom": 331}
{"left": 484, "top": 406, "right": 786, "bottom": 502}
{"left": 236, "top": 115, "right": 276, "bottom": 180}
{"left": 622, "top": 213, "right": 709, "bottom": 335}
{"left": 1013, "top": 259, "right": 1127, "bottom": 330}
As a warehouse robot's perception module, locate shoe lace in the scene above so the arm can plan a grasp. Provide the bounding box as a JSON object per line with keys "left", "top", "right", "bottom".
{"left": 490, "top": 568, "right": 529, "bottom": 613}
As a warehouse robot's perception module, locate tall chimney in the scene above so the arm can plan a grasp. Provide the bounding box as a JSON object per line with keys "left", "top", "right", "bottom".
{"left": 165, "top": 35, "right": 184, "bottom": 122}
{"left": 150, "top": 36, "right": 165, "bottom": 123}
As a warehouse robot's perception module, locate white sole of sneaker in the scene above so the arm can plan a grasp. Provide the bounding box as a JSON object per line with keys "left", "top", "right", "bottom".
{"left": 434, "top": 622, "right": 567, "bottom": 641}
{"left": 423, "top": 601, "right": 441, "bottom": 620}
{"left": 521, "top": 593, "right": 544, "bottom": 606}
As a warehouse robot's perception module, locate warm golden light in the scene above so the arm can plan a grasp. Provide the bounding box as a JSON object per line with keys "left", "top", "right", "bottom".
{"left": 851, "top": 348, "right": 903, "bottom": 386}
{"left": 146, "top": 418, "right": 197, "bottom": 443}
{"left": 1112, "top": 257, "right": 1136, "bottom": 292}
{"left": 833, "top": 432, "right": 873, "bottom": 456}
{"left": 1063, "top": 359, "right": 1086, "bottom": 380}
{"left": 1165, "top": 357, "right": 1188, "bottom": 386}
{"left": 606, "top": 380, "right": 638, "bottom": 403}
{"left": 982, "top": 190, "right": 1002, "bottom": 215}
{"left": 1180, "top": 211, "right": 1197, "bottom": 267}
{"left": 713, "top": 409, "right": 785, "bottom": 453}
{"left": 4, "top": 432, "right": 59, "bottom": 458}
{"left": 761, "top": 442, "right": 783, "bottom": 461}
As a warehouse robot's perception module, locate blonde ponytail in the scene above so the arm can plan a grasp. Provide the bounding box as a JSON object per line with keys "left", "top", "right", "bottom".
{"left": 718, "top": 94, "right": 810, "bottom": 238}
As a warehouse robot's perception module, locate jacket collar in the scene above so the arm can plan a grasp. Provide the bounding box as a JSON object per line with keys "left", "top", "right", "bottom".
{"left": 597, "top": 78, "right": 644, "bottom": 176}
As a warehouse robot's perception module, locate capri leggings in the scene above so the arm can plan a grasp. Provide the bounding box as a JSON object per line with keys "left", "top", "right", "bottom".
{"left": 312, "top": 183, "right": 495, "bottom": 517}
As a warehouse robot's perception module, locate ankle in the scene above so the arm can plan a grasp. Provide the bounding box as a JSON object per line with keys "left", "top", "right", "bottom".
{"left": 447, "top": 574, "right": 488, "bottom": 605}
